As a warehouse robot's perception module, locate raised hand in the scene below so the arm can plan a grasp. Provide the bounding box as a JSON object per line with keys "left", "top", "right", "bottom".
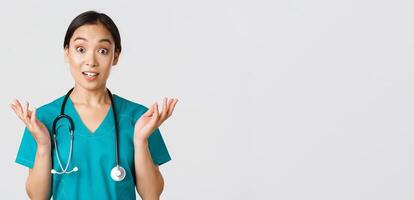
{"left": 134, "top": 97, "right": 178, "bottom": 142}
{"left": 10, "top": 100, "right": 51, "bottom": 147}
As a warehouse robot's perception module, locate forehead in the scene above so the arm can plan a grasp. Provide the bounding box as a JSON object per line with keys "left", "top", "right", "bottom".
{"left": 71, "top": 23, "right": 114, "bottom": 43}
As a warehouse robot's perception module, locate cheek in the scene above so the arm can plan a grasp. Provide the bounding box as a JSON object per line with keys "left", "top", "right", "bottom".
{"left": 98, "top": 54, "right": 114, "bottom": 64}
{"left": 67, "top": 56, "right": 82, "bottom": 77}
{"left": 68, "top": 61, "right": 82, "bottom": 78}
{"left": 68, "top": 65, "right": 81, "bottom": 80}
{"left": 68, "top": 53, "right": 84, "bottom": 65}
{"left": 96, "top": 55, "right": 114, "bottom": 70}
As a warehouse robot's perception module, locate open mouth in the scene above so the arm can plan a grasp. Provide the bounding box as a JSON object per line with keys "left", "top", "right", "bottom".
{"left": 82, "top": 71, "right": 99, "bottom": 77}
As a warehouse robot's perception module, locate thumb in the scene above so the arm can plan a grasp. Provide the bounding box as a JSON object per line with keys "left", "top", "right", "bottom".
{"left": 30, "top": 107, "right": 37, "bottom": 124}
{"left": 143, "top": 103, "right": 156, "bottom": 117}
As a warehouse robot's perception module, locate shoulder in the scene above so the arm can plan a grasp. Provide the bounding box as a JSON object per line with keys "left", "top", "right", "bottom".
{"left": 113, "top": 94, "right": 150, "bottom": 121}
{"left": 35, "top": 95, "right": 65, "bottom": 125}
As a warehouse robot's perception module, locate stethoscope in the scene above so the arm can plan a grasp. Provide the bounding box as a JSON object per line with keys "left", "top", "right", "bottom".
{"left": 50, "top": 87, "right": 126, "bottom": 182}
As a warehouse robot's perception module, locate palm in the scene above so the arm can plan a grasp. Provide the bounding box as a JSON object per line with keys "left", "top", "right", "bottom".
{"left": 134, "top": 114, "right": 155, "bottom": 138}
{"left": 31, "top": 119, "right": 50, "bottom": 139}
{"left": 10, "top": 100, "right": 51, "bottom": 146}
{"left": 134, "top": 97, "right": 178, "bottom": 141}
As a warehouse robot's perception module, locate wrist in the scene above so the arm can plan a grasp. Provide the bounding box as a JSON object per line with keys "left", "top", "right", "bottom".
{"left": 36, "top": 139, "right": 51, "bottom": 148}
{"left": 134, "top": 138, "right": 148, "bottom": 147}
{"left": 35, "top": 133, "right": 51, "bottom": 147}
{"left": 37, "top": 144, "right": 51, "bottom": 155}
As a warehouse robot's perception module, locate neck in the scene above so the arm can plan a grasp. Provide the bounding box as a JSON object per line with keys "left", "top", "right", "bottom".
{"left": 69, "top": 84, "right": 110, "bottom": 106}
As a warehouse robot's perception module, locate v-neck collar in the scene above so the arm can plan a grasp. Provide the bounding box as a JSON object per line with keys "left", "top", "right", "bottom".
{"left": 66, "top": 95, "right": 115, "bottom": 137}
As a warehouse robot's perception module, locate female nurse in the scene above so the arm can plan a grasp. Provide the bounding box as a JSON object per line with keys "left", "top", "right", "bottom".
{"left": 10, "top": 10, "right": 178, "bottom": 200}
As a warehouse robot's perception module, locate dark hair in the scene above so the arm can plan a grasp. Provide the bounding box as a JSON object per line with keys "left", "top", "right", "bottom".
{"left": 63, "top": 10, "right": 122, "bottom": 53}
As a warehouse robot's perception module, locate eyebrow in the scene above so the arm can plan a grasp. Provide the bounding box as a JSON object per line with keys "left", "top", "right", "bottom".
{"left": 73, "top": 37, "right": 112, "bottom": 45}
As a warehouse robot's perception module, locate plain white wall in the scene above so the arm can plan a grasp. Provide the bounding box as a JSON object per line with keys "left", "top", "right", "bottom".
{"left": 1, "top": 0, "right": 413, "bottom": 199}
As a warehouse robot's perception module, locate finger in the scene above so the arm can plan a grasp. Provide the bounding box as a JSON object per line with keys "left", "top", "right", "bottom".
{"left": 31, "top": 107, "right": 37, "bottom": 124}
{"left": 167, "top": 98, "right": 175, "bottom": 116}
{"left": 153, "top": 103, "right": 159, "bottom": 121}
{"left": 14, "top": 99, "right": 24, "bottom": 117}
{"left": 14, "top": 100, "right": 27, "bottom": 123}
{"left": 10, "top": 102, "right": 23, "bottom": 121}
{"left": 23, "top": 101, "right": 28, "bottom": 116}
{"left": 22, "top": 101, "right": 29, "bottom": 124}
{"left": 160, "top": 97, "right": 168, "bottom": 120}
{"left": 10, "top": 103, "right": 16, "bottom": 111}
{"left": 168, "top": 98, "right": 174, "bottom": 106}
{"left": 168, "top": 99, "right": 178, "bottom": 117}
{"left": 26, "top": 101, "right": 30, "bottom": 117}
{"left": 26, "top": 102, "right": 34, "bottom": 122}
{"left": 153, "top": 102, "right": 162, "bottom": 127}
{"left": 10, "top": 99, "right": 16, "bottom": 107}
{"left": 10, "top": 103, "right": 20, "bottom": 115}
{"left": 10, "top": 103, "right": 18, "bottom": 116}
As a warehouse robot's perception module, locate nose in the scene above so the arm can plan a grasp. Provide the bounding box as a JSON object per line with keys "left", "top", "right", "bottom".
{"left": 86, "top": 51, "right": 98, "bottom": 67}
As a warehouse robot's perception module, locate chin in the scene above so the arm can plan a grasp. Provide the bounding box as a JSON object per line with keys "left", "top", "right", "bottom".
{"left": 77, "top": 81, "right": 107, "bottom": 91}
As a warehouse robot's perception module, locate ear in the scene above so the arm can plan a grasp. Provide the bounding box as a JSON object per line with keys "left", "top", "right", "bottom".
{"left": 64, "top": 47, "right": 69, "bottom": 63}
{"left": 112, "top": 51, "right": 120, "bottom": 66}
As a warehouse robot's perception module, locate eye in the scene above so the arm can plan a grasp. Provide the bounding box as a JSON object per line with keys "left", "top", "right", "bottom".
{"left": 76, "top": 46, "right": 85, "bottom": 53}
{"left": 98, "top": 48, "right": 109, "bottom": 55}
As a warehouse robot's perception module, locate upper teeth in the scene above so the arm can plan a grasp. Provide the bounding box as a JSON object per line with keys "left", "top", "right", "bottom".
{"left": 83, "top": 72, "right": 98, "bottom": 76}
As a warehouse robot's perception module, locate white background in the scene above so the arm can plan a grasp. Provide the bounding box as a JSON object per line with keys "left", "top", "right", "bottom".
{"left": 0, "top": 0, "right": 412, "bottom": 199}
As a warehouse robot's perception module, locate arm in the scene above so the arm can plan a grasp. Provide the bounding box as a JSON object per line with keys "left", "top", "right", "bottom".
{"left": 10, "top": 100, "right": 52, "bottom": 199}
{"left": 134, "top": 140, "right": 164, "bottom": 200}
{"left": 133, "top": 98, "right": 178, "bottom": 199}
{"left": 26, "top": 144, "right": 52, "bottom": 200}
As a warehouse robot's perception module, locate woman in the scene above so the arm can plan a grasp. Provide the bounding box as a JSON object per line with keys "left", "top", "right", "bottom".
{"left": 10, "top": 10, "right": 178, "bottom": 199}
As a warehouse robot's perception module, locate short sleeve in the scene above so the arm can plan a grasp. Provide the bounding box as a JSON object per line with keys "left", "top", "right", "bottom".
{"left": 148, "top": 128, "right": 171, "bottom": 166}
{"left": 15, "top": 127, "right": 37, "bottom": 169}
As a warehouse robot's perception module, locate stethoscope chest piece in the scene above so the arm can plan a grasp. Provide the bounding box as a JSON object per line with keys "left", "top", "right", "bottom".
{"left": 111, "top": 165, "right": 126, "bottom": 181}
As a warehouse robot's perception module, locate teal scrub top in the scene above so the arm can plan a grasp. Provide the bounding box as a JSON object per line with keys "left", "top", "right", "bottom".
{"left": 15, "top": 93, "right": 172, "bottom": 200}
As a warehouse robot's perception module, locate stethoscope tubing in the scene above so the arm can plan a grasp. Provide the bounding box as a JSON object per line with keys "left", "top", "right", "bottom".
{"left": 50, "top": 87, "right": 124, "bottom": 181}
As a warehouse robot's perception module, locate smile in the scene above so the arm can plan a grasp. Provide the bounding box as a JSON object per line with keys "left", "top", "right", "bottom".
{"left": 82, "top": 71, "right": 99, "bottom": 77}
